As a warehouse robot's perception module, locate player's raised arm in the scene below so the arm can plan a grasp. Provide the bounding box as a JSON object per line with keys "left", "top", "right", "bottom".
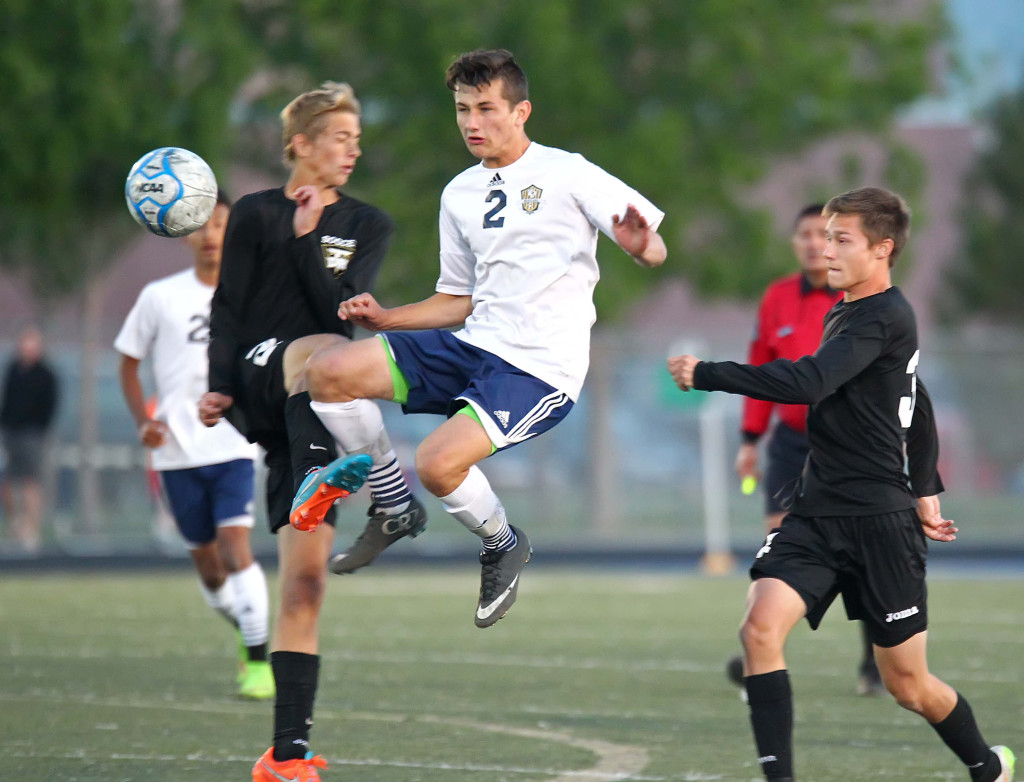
{"left": 338, "top": 291, "right": 473, "bottom": 332}
{"left": 612, "top": 204, "right": 666, "bottom": 268}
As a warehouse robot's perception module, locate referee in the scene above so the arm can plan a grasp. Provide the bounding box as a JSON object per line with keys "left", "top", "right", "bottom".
{"left": 669, "top": 187, "right": 1013, "bottom": 782}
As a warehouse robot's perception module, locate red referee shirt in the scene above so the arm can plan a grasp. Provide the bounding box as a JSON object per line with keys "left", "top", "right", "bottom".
{"left": 741, "top": 272, "right": 843, "bottom": 440}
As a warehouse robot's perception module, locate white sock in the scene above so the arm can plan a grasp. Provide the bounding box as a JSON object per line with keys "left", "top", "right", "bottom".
{"left": 440, "top": 466, "right": 510, "bottom": 540}
{"left": 199, "top": 579, "right": 238, "bottom": 627}
{"left": 311, "top": 399, "right": 412, "bottom": 512}
{"left": 227, "top": 562, "right": 269, "bottom": 648}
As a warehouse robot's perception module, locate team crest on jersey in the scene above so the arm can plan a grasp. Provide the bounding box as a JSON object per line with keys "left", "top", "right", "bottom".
{"left": 321, "top": 235, "right": 356, "bottom": 276}
{"left": 521, "top": 185, "right": 543, "bottom": 213}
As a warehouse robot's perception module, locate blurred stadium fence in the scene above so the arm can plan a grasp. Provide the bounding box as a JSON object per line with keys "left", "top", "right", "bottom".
{"left": 1, "top": 325, "right": 1022, "bottom": 566}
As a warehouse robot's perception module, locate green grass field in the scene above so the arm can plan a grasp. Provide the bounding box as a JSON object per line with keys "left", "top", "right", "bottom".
{"left": 1, "top": 566, "right": 1021, "bottom": 781}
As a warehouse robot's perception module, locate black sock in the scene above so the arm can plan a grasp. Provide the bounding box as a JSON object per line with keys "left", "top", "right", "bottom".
{"left": 746, "top": 670, "right": 794, "bottom": 781}
{"left": 247, "top": 643, "right": 268, "bottom": 662}
{"left": 930, "top": 694, "right": 998, "bottom": 781}
{"left": 285, "top": 392, "right": 337, "bottom": 492}
{"left": 271, "top": 651, "right": 320, "bottom": 761}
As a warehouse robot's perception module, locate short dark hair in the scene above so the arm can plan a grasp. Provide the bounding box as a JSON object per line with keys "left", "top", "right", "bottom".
{"left": 445, "top": 48, "right": 529, "bottom": 106}
{"left": 216, "top": 189, "right": 232, "bottom": 208}
{"left": 793, "top": 203, "right": 825, "bottom": 231}
{"left": 823, "top": 187, "right": 911, "bottom": 266}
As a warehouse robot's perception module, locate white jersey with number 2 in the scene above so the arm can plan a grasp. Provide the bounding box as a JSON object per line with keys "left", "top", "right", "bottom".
{"left": 437, "top": 141, "right": 664, "bottom": 401}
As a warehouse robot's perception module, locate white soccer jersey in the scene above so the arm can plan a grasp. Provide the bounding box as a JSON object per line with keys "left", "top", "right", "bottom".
{"left": 437, "top": 142, "right": 664, "bottom": 400}
{"left": 115, "top": 269, "right": 257, "bottom": 470}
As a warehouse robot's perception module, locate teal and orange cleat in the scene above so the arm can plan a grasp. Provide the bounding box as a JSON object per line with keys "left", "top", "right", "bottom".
{"left": 252, "top": 747, "right": 327, "bottom": 782}
{"left": 290, "top": 454, "right": 373, "bottom": 532}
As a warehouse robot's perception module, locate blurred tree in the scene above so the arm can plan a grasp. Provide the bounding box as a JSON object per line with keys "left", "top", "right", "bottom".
{"left": 0, "top": 0, "right": 259, "bottom": 530}
{"left": 232, "top": 0, "right": 945, "bottom": 315}
{"left": 0, "top": 0, "right": 259, "bottom": 292}
{"left": 955, "top": 84, "right": 1024, "bottom": 322}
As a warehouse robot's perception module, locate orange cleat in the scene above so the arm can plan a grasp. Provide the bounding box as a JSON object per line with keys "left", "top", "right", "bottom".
{"left": 252, "top": 747, "right": 328, "bottom": 782}
{"left": 289, "top": 454, "right": 372, "bottom": 532}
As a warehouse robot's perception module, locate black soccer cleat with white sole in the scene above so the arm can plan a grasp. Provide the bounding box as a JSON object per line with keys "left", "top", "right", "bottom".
{"left": 329, "top": 495, "right": 427, "bottom": 575}
{"left": 475, "top": 525, "right": 531, "bottom": 628}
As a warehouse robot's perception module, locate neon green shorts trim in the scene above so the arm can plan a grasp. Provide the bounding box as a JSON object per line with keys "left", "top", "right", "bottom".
{"left": 379, "top": 335, "right": 410, "bottom": 404}
{"left": 379, "top": 336, "right": 496, "bottom": 455}
{"left": 456, "top": 404, "right": 497, "bottom": 455}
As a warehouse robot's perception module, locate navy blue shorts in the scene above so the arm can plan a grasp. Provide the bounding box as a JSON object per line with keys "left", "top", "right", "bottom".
{"left": 382, "top": 330, "right": 574, "bottom": 452}
{"left": 750, "top": 509, "right": 928, "bottom": 648}
{"left": 160, "top": 459, "right": 255, "bottom": 547}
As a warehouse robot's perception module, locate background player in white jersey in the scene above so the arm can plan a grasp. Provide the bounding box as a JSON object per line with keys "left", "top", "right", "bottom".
{"left": 115, "top": 191, "right": 273, "bottom": 700}
{"left": 294, "top": 49, "right": 667, "bottom": 629}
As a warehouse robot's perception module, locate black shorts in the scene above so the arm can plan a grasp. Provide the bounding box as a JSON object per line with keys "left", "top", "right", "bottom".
{"left": 764, "top": 422, "right": 809, "bottom": 515}
{"left": 749, "top": 509, "right": 928, "bottom": 647}
{"left": 234, "top": 338, "right": 289, "bottom": 444}
{"left": 233, "top": 337, "right": 336, "bottom": 534}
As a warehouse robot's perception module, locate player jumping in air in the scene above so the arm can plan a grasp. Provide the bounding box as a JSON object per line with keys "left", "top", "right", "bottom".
{"left": 295, "top": 48, "right": 666, "bottom": 635}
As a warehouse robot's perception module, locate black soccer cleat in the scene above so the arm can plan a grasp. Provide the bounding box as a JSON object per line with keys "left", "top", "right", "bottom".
{"left": 329, "top": 495, "right": 427, "bottom": 575}
{"left": 474, "top": 525, "right": 532, "bottom": 628}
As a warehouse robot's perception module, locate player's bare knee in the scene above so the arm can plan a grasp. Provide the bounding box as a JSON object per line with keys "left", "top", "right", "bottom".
{"left": 891, "top": 686, "right": 926, "bottom": 715}
{"left": 414, "top": 446, "right": 459, "bottom": 497}
{"left": 280, "top": 570, "right": 326, "bottom": 614}
{"left": 739, "top": 616, "right": 784, "bottom": 658}
{"left": 306, "top": 349, "right": 350, "bottom": 402}
{"left": 414, "top": 455, "right": 445, "bottom": 496}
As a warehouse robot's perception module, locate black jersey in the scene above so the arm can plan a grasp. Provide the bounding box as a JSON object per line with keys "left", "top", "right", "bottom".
{"left": 693, "top": 286, "right": 943, "bottom": 516}
{"left": 208, "top": 187, "right": 393, "bottom": 399}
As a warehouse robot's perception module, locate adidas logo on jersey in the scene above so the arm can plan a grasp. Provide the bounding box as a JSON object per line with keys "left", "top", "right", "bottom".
{"left": 488, "top": 173, "right": 505, "bottom": 187}
{"left": 493, "top": 410, "right": 510, "bottom": 428}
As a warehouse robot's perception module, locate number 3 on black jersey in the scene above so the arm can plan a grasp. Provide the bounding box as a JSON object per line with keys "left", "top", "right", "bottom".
{"left": 483, "top": 189, "right": 506, "bottom": 228}
{"left": 897, "top": 350, "right": 920, "bottom": 428}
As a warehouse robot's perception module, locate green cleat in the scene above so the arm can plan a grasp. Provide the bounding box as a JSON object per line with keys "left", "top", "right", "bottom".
{"left": 991, "top": 745, "right": 1015, "bottom": 782}
{"left": 239, "top": 660, "right": 275, "bottom": 700}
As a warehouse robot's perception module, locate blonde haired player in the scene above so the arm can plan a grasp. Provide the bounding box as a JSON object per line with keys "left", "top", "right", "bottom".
{"left": 198, "top": 82, "right": 421, "bottom": 782}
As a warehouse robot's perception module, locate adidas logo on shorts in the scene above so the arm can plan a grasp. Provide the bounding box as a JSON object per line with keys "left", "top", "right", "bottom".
{"left": 493, "top": 409, "right": 510, "bottom": 428}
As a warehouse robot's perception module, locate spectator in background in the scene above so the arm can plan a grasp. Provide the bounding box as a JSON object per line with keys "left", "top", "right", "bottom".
{"left": 726, "top": 204, "right": 882, "bottom": 697}
{"left": 0, "top": 324, "right": 59, "bottom": 553}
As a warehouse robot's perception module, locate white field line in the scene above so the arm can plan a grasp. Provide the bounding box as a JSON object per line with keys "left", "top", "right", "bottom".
{"left": 0, "top": 645, "right": 716, "bottom": 673}
{"left": 1, "top": 691, "right": 666, "bottom": 781}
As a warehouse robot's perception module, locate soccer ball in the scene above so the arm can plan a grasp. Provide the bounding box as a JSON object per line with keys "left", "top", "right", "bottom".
{"left": 124, "top": 147, "right": 218, "bottom": 237}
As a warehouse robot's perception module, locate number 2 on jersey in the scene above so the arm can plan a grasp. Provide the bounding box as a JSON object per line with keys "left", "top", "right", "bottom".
{"left": 483, "top": 189, "right": 506, "bottom": 228}
{"left": 897, "top": 349, "right": 920, "bottom": 428}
